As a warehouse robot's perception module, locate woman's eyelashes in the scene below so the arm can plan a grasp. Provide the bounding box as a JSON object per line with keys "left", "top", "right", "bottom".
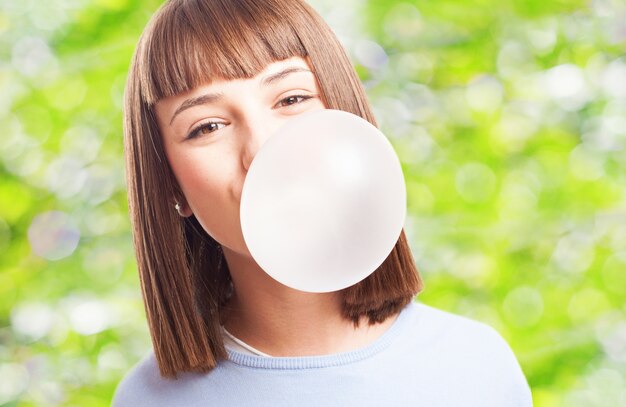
{"left": 273, "top": 94, "right": 315, "bottom": 108}
{"left": 186, "top": 121, "right": 227, "bottom": 140}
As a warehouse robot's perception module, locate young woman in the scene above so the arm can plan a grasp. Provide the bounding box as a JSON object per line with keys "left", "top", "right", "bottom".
{"left": 113, "top": 0, "right": 532, "bottom": 405}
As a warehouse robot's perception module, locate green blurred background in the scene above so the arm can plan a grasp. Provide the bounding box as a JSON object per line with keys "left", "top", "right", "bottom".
{"left": 1, "top": 0, "right": 625, "bottom": 405}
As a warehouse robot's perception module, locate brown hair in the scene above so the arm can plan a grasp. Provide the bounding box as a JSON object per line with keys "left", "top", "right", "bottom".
{"left": 124, "top": 0, "right": 423, "bottom": 378}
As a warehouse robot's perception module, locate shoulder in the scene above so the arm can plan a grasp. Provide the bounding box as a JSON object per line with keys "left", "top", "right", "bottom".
{"left": 405, "top": 301, "right": 520, "bottom": 353}
{"left": 111, "top": 352, "right": 163, "bottom": 406}
{"left": 112, "top": 351, "right": 214, "bottom": 406}
{"left": 400, "top": 301, "right": 533, "bottom": 404}
{"left": 406, "top": 301, "right": 524, "bottom": 363}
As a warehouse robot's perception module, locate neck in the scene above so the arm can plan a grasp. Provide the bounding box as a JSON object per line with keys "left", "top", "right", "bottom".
{"left": 220, "top": 246, "right": 398, "bottom": 357}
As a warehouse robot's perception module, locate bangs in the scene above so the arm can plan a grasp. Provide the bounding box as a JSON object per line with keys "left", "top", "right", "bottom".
{"left": 137, "top": 0, "right": 308, "bottom": 105}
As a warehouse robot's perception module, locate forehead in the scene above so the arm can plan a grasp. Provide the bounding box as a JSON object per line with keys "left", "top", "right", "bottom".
{"left": 157, "top": 56, "right": 315, "bottom": 106}
{"left": 154, "top": 56, "right": 320, "bottom": 128}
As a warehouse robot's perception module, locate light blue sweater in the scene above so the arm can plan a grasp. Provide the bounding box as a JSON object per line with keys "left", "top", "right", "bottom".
{"left": 112, "top": 301, "right": 533, "bottom": 406}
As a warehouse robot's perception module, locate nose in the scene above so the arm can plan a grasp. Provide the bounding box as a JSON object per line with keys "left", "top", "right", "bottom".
{"left": 240, "top": 116, "right": 279, "bottom": 172}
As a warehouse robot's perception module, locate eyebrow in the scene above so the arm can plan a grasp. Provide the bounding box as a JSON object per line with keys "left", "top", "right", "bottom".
{"left": 261, "top": 66, "right": 311, "bottom": 86}
{"left": 169, "top": 93, "right": 224, "bottom": 125}
{"left": 169, "top": 66, "right": 313, "bottom": 126}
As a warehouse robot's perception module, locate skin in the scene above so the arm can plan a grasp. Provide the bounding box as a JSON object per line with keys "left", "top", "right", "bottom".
{"left": 155, "top": 56, "right": 397, "bottom": 357}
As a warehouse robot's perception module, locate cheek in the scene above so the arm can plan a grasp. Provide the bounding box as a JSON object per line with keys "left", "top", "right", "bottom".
{"left": 167, "top": 147, "right": 246, "bottom": 247}
{"left": 170, "top": 148, "right": 234, "bottom": 206}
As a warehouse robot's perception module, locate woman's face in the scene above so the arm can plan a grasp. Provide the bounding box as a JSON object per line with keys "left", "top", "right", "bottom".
{"left": 155, "top": 56, "right": 326, "bottom": 257}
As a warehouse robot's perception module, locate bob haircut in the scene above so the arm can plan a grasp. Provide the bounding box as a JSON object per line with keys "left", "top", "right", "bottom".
{"left": 124, "top": 0, "right": 424, "bottom": 378}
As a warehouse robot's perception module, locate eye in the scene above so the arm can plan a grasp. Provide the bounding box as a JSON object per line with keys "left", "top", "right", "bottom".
{"left": 186, "top": 121, "right": 227, "bottom": 140}
{"left": 275, "top": 94, "right": 315, "bottom": 108}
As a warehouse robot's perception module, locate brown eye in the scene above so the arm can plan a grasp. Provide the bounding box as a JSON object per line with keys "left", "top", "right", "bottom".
{"left": 187, "top": 121, "right": 226, "bottom": 140}
{"left": 276, "top": 94, "right": 313, "bottom": 108}
{"left": 200, "top": 123, "right": 220, "bottom": 134}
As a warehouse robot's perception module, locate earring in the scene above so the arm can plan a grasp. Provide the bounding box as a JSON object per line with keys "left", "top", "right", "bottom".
{"left": 174, "top": 202, "right": 184, "bottom": 216}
